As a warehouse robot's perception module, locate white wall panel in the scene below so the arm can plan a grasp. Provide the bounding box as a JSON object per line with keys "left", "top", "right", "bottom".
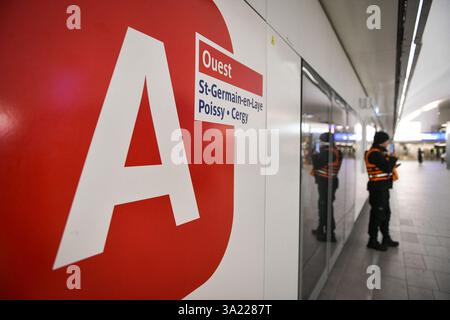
{"left": 264, "top": 29, "right": 301, "bottom": 299}
{"left": 245, "top": 0, "right": 268, "bottom": 19}
{"left": 187, "top": 0, "right": 268, "bottom": 299}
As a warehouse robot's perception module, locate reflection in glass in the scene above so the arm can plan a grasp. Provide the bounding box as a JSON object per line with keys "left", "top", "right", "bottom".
{"left": 343, "top": 110, "right": 358, "bottom": 239}
{"left": 328, "top": 98, "right": 346, "bottom": 258}
{"left": 300, "top": 73, "right": 330, "bottom": 299}
{"left": 311, "top": 132, "right": 342, "bottom": 243}
{"left": 299, "top": 64, "right": 359, "bottom": 299}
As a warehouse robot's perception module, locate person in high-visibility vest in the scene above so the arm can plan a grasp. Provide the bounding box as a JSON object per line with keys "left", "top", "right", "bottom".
{"left": 311, "top": 132, "right": 342, "bottom": 242}
{"left": 365, "top": 131, "right": 399, "bottom": 251}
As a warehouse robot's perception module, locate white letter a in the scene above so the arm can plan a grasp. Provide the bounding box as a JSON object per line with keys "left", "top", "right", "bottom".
{"left": 66, "top": 5, "right": 81, "bottom": 30}
{"left": 53, "top": 27, "right": 199, "bottom": 270}
{"left": 366, "top": 5, "right": 381, "bottom": 30}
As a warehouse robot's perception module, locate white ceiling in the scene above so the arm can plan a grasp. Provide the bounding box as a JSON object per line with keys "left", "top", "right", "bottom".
{"left": 320, "top": 0, "right": 399, "bottom": 132}
{"left": 401, "top": 0, "right": 450, "bottom": 124}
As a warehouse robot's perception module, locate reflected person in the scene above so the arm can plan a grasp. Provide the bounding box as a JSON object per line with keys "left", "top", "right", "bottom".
{"left": 311, "top": 132, "right": 342, "bottom": 242}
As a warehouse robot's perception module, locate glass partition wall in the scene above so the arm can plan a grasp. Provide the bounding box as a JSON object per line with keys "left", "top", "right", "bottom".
{"left": 344, "top": 110, "right": 358, "bottom": 240}
{"left": 330, "top": 96, "right": 346, "bottom": 261}
{"left": 300, "top": 62, "right": 360, "bottom": 299}
{"left": 300, "top": 72, "right": 331, "bottom": 298}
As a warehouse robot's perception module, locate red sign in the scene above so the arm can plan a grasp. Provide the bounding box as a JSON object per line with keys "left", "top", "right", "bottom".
{"left": 199, "top": 40, "right": 263, "bottom": 96}
{"left": 0, "top": 0, "right": 234, "bottom": 299}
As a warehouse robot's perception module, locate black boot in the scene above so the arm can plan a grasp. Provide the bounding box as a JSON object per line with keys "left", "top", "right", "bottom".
{"left": 367, "top": 239, "right": 388, "bottom": 251}
{"left": 312, "top": 226, "right": 324, "bottom": 236}
{"left": 316, "top": 232, "right": 336, "bottom": 243}
{"left": 316, "top": 231, "right": 327, "bottom": 242}
{"left": 382, "top": 236, "right": 399, "bottom": 247}
{"left": 330, "top": 232, "right": 337, "bottom": 243}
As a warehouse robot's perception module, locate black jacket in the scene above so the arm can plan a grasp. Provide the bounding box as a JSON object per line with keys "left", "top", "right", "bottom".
{"left": 312, "top": 145, "right": 342, "bottom": 186}
{"left": 366, "top": 144, "right": 397, "bottom": 191}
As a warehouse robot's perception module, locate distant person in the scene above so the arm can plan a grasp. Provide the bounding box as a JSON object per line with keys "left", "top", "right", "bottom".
{"left": 418, "top": 148, "right": 424, "bottom": 164}
{"left": 430, "top": 148, "right": 435, "bottom": 160}
{"left": 365, "top": 131, "right": 399, "bottom": 251}
{"left": 311, "top": 132, "right": 343, "bottom": 242}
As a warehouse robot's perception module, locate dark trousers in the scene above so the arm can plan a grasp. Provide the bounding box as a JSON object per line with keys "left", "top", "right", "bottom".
{"left": 368, "top": 188, "right": 391, "bottom": 240}
{"left": 317, "top": 178, "right": 337, "bottom": 234}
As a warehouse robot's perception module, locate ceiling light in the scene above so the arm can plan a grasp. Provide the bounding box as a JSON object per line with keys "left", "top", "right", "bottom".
{"left": 422, "top": 100, "right": 440, "bottom": 111}
{"left": 302, "top": 67, "right": 319, "bottom": 85}
{"left": 397, "top": 0, "right": 424, "bottom": 120}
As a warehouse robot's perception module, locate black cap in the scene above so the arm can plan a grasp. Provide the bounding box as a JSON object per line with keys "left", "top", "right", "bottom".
{"left": 320, "top": 132, "right": 334, "bottom": 143}
{"left": 373, "top": 131, "right": 390, "bottom": 145}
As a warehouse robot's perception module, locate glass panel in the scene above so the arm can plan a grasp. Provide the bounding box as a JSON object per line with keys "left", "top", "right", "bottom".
{"left": 300, "top": 73, "right": 330, "bottom": 299}
{"left": 329, "top": 97, "right": 346, "bottom": 257}
{"left": 344, "top": 109, "right": 358, "bottom": 239}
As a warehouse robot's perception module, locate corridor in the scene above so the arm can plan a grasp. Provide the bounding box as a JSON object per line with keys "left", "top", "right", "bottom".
{"left": 320, "top": 161, "right": 450, "bottom": 299}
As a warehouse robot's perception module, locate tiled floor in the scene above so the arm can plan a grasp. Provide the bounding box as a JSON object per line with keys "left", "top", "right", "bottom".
{"left": 319, "top": 161, "right": 450, "bottom": 300}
